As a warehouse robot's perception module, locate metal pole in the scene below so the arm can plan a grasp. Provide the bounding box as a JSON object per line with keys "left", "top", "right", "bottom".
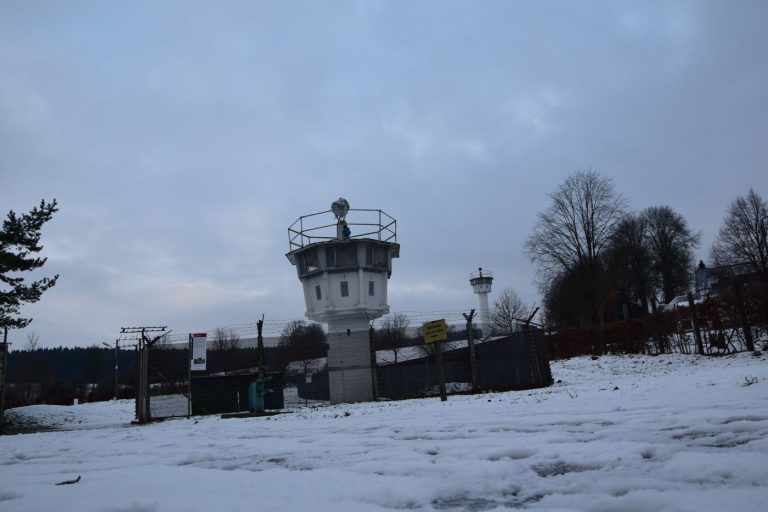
{"left": 187, "top": 333, "right": 192, "bottom": 418}
{"left": 138, "top": 328, "right": 150, "bottom": 423}
{"left": 134, "top": 343, "right": 139, "bottom": 422}
{"left": 434, "top": 340, "right": 447, "bottom": 402}
{"left": 464, "top": 309, "right": 478, "bottom": 393}
{"left": 257, "top": 315, "right": 265, "bottom": 375}
{"left": 114, "top": 339, "right": 119, "bottom": 400}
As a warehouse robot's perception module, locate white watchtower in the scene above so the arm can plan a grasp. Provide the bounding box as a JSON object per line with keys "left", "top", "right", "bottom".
{"left": 286, "top": 198, "right": 399, "bottom": 404}
{"left": 469, "top": 267, "right": 494, "bottom": 337}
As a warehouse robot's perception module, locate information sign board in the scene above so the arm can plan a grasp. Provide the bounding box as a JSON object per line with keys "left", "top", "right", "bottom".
{"left": 191, "top": 332, "right": 207, "bottom": 371}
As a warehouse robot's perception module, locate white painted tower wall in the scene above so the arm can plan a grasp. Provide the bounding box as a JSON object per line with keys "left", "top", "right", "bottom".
{"left": 288, "top": 234, "right": 398, "bottom": 404}
{"left": 469, "top": 269, "right": 494, "bottom": 337}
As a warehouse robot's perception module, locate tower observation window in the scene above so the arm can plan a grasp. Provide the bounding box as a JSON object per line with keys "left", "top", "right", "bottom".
{"left": 335, "top": 244, "right": 357, "bottom": 267}
{"left": 374, "top": 246, "right": 388, "bottom": 269}
{"left": 304, "top": 249, "right": 319, "bottom": 273}
{"left": 365, "top": 245, "right": 388, "bottom": 269}
{"left": 325, "top": 246, "right": 336, "bottom": 267}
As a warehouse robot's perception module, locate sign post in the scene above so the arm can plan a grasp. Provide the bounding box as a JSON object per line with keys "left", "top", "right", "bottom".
{"left": 190, "top": 332, "right": 207, "bottom": 371}
{"left": 188, "top": 332, "right": 207, "bottom": 417}
{"left": 423, "top": 319, "right": 448, "bottom": 401}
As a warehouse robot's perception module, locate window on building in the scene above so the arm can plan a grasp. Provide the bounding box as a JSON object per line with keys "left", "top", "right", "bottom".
{"left": 340, "top": 281, "right": 349, "bottom": 297}
{"left": 374, "top": 246, "right": 388, "bottom": 269}
{"left": 304, "top": 249, "right": 319, "bottom": 273}
{"left": 336, "top": 244, "right": 357, "bottom": 267}
{"left": 365, "top": 245, "right": 388, "bottom": 269}
{"left": 315, "top": 285, "right": 322, "bottom": 300}
{"left": 368, "top": 280, "right": 375, "bottom": 296}
{"left": 325, "top": 246, "right": 336, "bottom": 268}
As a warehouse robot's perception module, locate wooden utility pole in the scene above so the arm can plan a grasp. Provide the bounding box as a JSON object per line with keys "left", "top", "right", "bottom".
{"left": 463, "top": 309, "right": 478, "bottom": 392}
{"left": 120, "top": 326, "right": 167, "bottom": 424}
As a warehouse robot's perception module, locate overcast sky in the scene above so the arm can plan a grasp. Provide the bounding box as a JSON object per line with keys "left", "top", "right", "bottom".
{"left": 2, "top": 1, "right": 767, "bottom": 348}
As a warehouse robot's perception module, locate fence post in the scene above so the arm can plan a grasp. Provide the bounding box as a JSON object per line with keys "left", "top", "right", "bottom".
{"left": 187, "top": 333, "right": 192, "bottom": 418}
{"left": 434, "top": 340, "right": 447, "bottom": 402}
{"left": 687, "top": 292, "right": 705, "bottom": 355}
{"left": 135, "top": 331, "right": 151, "bottom": 424}
{"left": 523, "top": 307, "right": 543, "bottom": 385}
{"left": 524, "top": 322, "right": 542, "bottom": 385}
{"left": 463, "top": 309, "right": 478, "bottom": 392}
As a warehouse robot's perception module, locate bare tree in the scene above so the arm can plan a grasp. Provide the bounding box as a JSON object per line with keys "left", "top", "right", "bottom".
{"left": 22, "top": 332, "right": 40, "bottom": 402}
{"left": 489, "top": 288, "right": 531, "bottom": 336}
{"left": 526, "top": 170, "right": 627, "bottom": 325}
{"left": 711, "top": 189, "right": 768, "bottom": 279}
{"left": 642, "top": 206, "right": 701, "bottom": 305}
{"left": 377, "top": 313, "right": 410, "bottom": 364}
{"left": 154, "top": 333, "right": 175, "bottom": 350}
{"left": 278, "top": 320, "right": 327, "bottom": 378}
{"left": 209, "top": 327, "right": 242, "bottom": 374}
{"left": 605, "top": 214, "right": 653, "bottom": 313}
{"left": 211, "top": 327, "right": 241, "bottom": 351}
{"left": 24, "top": 332, "right": 39, "bottom": 351}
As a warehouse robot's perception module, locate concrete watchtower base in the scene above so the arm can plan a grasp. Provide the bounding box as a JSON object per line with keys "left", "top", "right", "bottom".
{"left": 327, "top": 319, "right": 373, "bottom": 404}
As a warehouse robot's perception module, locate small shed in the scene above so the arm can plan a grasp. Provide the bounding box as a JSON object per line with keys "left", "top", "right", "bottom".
{"left": 191, "top": 372, "right": 283, "bottom": 415}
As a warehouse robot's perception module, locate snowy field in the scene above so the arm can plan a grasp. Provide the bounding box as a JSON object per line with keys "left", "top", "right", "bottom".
{"left": 2, "top": 352, "right": 768, "bottom": 512}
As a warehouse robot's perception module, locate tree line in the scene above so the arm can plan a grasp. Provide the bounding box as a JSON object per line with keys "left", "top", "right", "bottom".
{"left": 524, "top": 170, "right": 767, "bottom": 330}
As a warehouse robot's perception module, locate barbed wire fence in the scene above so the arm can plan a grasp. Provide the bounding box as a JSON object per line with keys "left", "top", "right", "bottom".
{"left": 123, "top": 281, "right": 768, "bottom": 422}
{"left": 131, "top": 307, "right": 555, "bottom": 420}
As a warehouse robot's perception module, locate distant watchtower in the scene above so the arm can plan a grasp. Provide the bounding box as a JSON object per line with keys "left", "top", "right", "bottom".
{"left": 469, "top": 267, "right": 493, "bottom": 336}
{"left": 286, "top": 198, "right": 399, "bottom": 404}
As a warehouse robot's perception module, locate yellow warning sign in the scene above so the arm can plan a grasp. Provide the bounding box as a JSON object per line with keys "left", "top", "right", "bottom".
{"left": 423, "top": 319, "right": 448, "bottom": 344}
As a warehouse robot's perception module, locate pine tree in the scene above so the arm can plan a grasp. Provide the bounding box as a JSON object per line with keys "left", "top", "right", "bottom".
{"left": 0, "top": 199, "right": 59, "bottom": 329}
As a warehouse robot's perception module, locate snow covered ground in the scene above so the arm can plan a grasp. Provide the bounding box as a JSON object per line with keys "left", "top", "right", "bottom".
{"left": 2, "top": 352, "right": 768, "bottom": 511}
